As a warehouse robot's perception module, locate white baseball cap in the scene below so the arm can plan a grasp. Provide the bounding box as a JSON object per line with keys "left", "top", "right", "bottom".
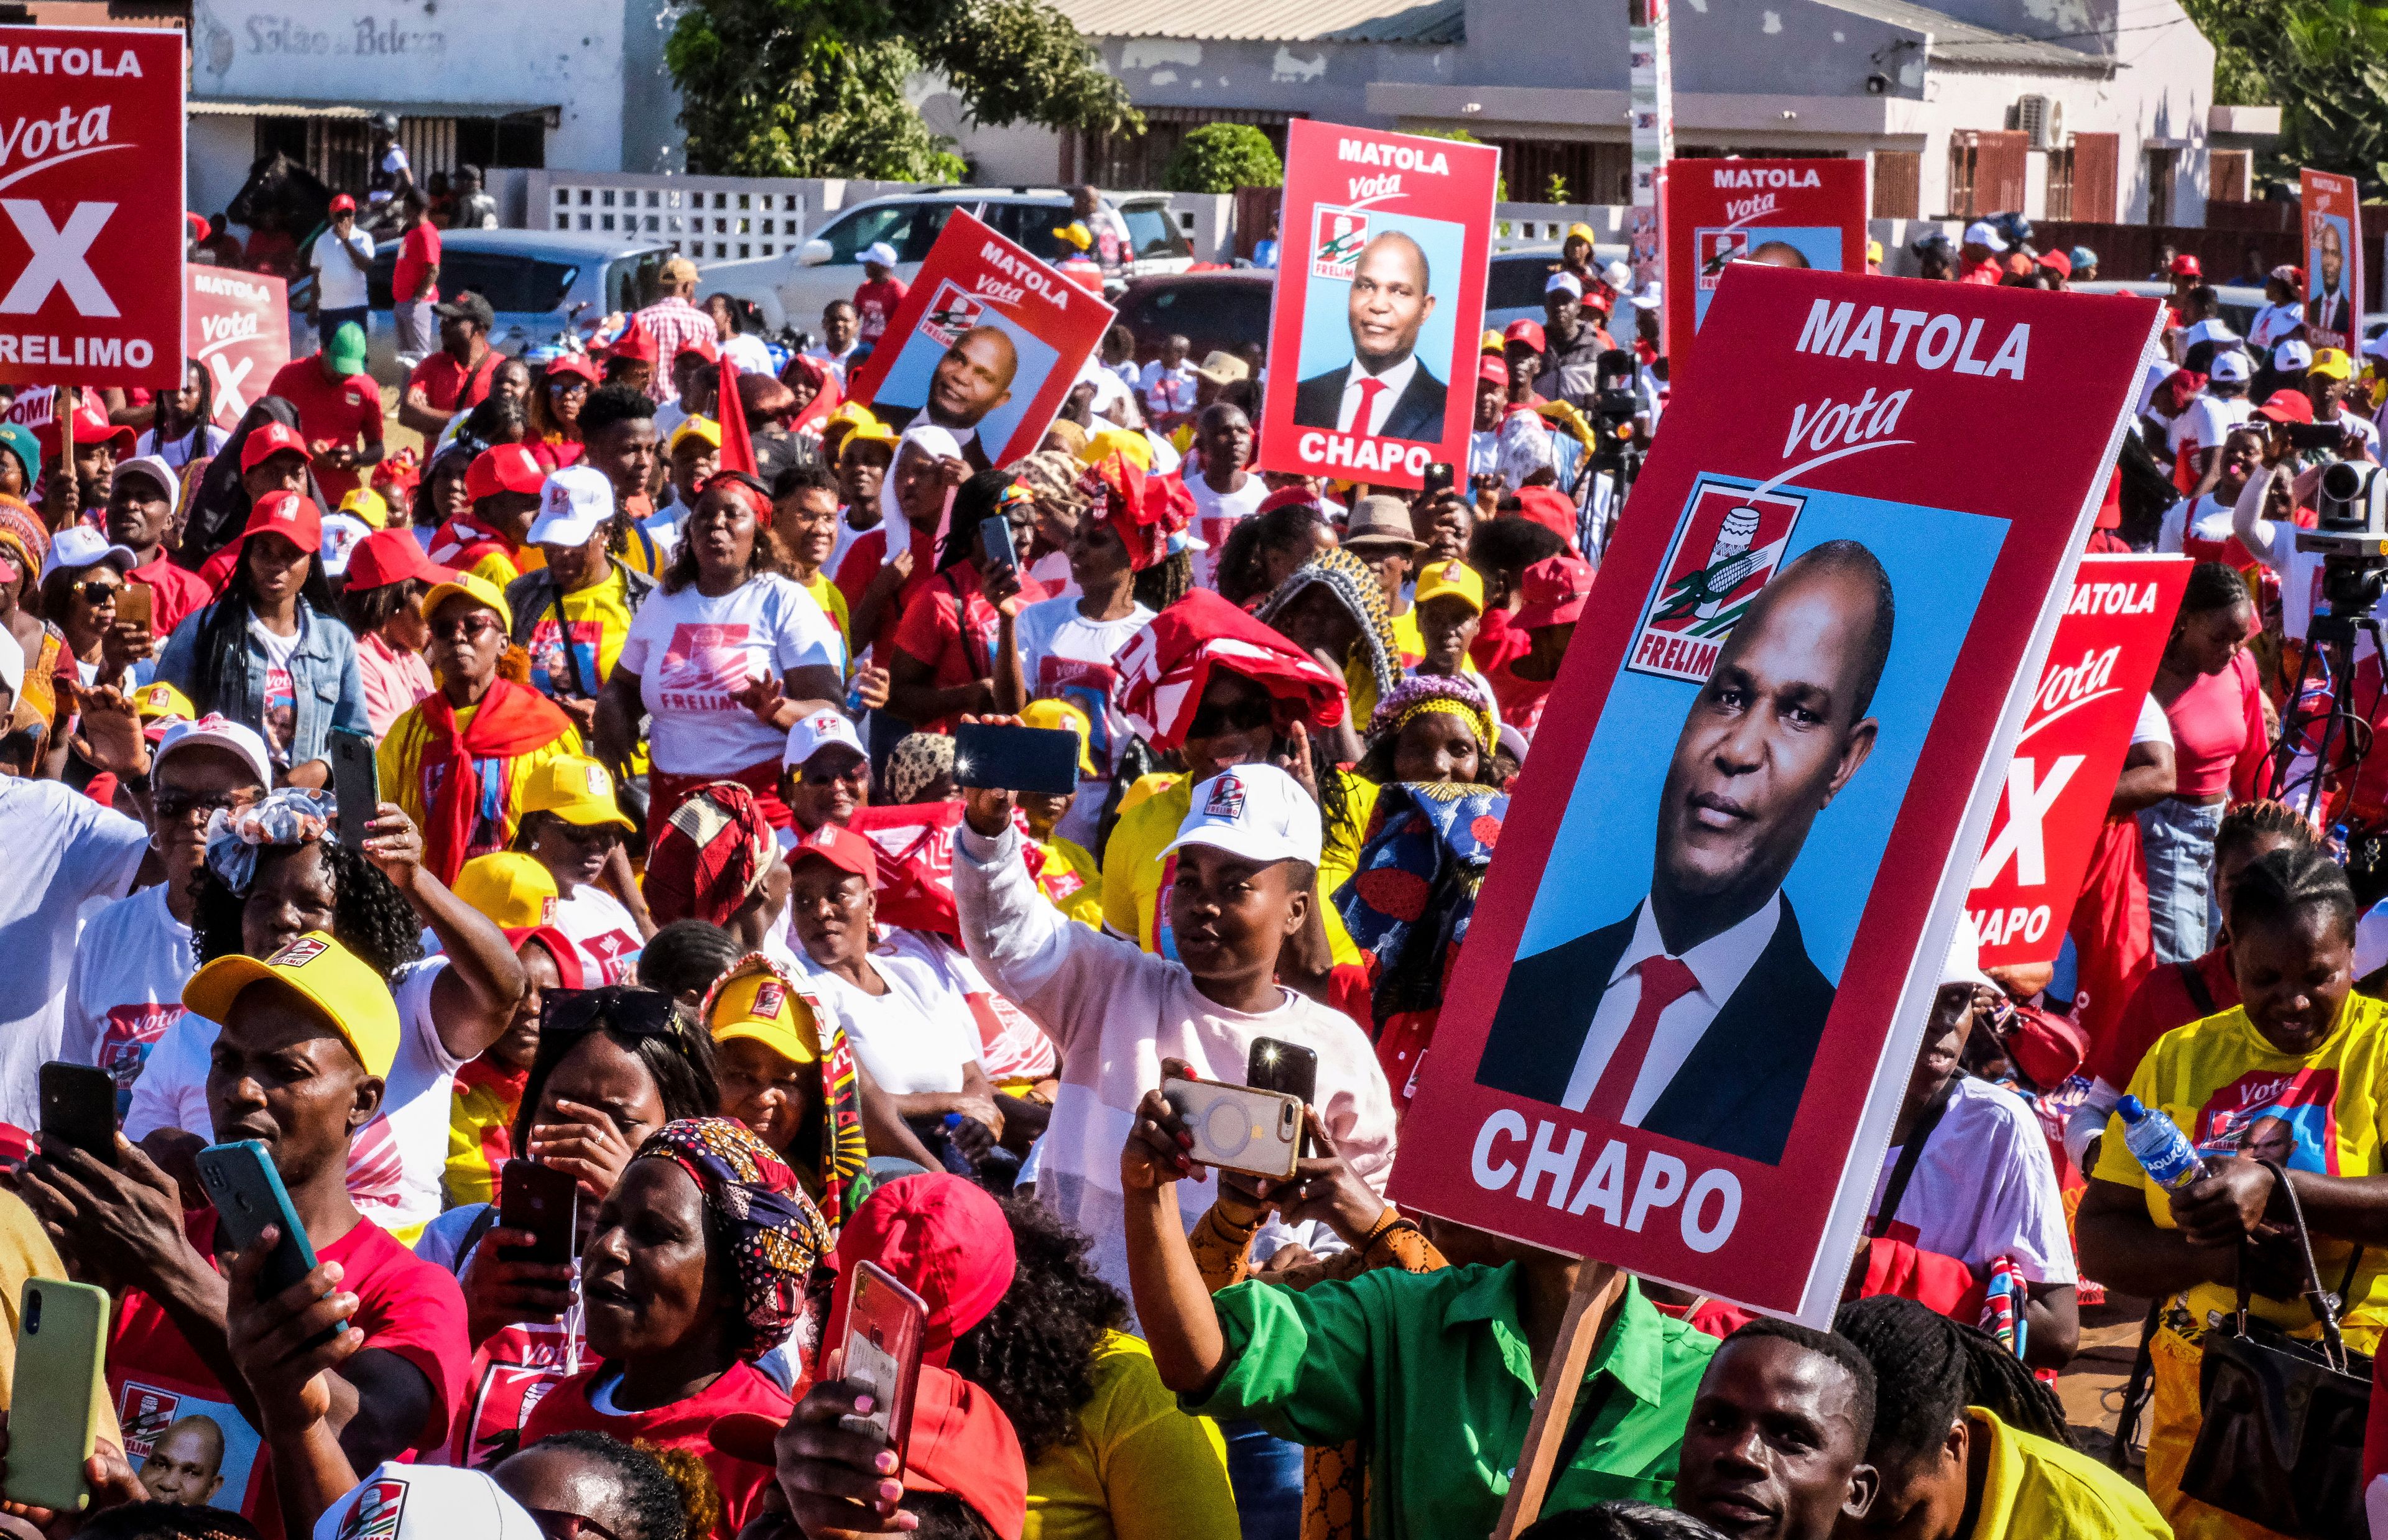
{"left": 1961, "top": 219, "right": 2008, "bottom": 251}
{"left": 784, "top": 706, "right": 866, "bottom": 769}
{"left": 1164, "top": 764, "right": 1323, "bottom": 870}
{"left": 318, "top": 509, "right": 372, "bottom": 578}
{"left": 1545, "top": 270, "right": 1584, "bottom": 299}
{"left": 2272, "top": 338, "right": 2315, "bottom": 372}
{"left": 863, "top": 241, "right": 900, "bottom": 270}
{"left": 113, "top": 453, "right": 179, "bottom": 503}
{"left": 312, "top": 1462, "right": 544, "bottom": 1540}
{"left": 530, "top": 464, "right": 616, "bottom": 548}
{"left": 155, "top": 712, "right": 274, "bottom": 790}
{"left": 0, "top": 626, "right": 21, "bottom": 704}
{"left": 41, "top": 525, "right": 137, "bottom": 581}
{"left": 1602, "top": 259, "right": 1632, "bottom": 291}
{"left": 2183, "top": 316, "right": 2241, "bottom": 349}
{"left": 1940, "top": 916, "right": 1997, "bottom": 992}
{"left": 2210, "top": 349, "right": 2253, "bottom": 384}
{"left": 1631, "top": 283, "right": 1664, "bottom": 310}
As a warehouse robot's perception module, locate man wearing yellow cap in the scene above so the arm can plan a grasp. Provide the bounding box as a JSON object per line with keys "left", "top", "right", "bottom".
{"left": 2303, "top": 347, "right": 2382, "bottom": 461}
{"left": 22, "top": 932, "right": 472, "bottom": 1536}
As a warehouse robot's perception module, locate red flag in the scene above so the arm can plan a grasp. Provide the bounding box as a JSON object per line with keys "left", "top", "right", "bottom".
{"left": 718, "top": 356, "right": 759, "bottom": 477}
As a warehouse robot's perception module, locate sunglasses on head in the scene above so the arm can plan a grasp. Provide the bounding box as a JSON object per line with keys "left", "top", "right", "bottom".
{"left": 1187, "top": 694, "right": 1275, "bottom": 739}
{"left": 540, "top": 985, "right": 685, "bottom": 1040}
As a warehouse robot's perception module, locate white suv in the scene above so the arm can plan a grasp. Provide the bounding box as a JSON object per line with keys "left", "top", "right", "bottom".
{"left": 700, "top": 187, "right": 1193, "bottom": 338}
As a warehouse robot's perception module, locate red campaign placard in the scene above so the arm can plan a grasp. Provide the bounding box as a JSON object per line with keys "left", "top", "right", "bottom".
{"left": 1391, "top": 265, "right": 2161, "bottom": 1323}
{"left": 1965, "top": 555, "right": 2188, "bottom": 969}
{"left": 1255, "top": 118, "right": 1497, "bottom": 491}
{"left": 1663, "top": 159, "right": 1867, "bottom": 394}
{"left": 187, "top": 266, "right": 290, "bottom": 431}
{"left": 0, "top": 27, "right": 185, "bottom": 389}
{"left": 2301, "top": 169, "right": 2363, "bottom": 353}
{"left": 846, "top": 208, "right": 1114, "bottom": 469}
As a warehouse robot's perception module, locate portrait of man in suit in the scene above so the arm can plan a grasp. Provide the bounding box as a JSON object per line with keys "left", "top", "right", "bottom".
{"left": 922, "top": 324, "right": 1018, "bottom": 469}
{"left": 1292, "top": 231, "right": 1449, "bottom": 442}
{"left": 1474, "top": 538, "right": 1895, "bottom": 1165}
{"left": 2308, "top": 217, "right": 2351, "bottom": 341}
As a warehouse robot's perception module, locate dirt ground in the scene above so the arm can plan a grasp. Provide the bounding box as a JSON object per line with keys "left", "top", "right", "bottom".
{"left": 2058, "top": 1290, "right": 2151, "bottom": 1483}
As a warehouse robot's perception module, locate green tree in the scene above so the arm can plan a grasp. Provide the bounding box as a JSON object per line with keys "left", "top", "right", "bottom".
{"left": 1410, "top": 127, "right": 1507, "bottom": 201}
{"left": 1162, "top": 123, "right": 1284, "bottom": 193}
{"left": 667, "top": 0, "right": 1141, "bottom": 179}
{"left": 2182, "top": 0, "right": 2388, "bottom": 194}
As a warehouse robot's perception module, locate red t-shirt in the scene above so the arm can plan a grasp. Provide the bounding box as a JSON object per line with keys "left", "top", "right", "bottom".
{"left": 520, "top": 1360, "right": 794, "bottom": 1539}
{"left": 833, "top": 520, "right": 942, "bottom": 668}
{"left": 128, "top": 556, "right": 213, "bottom": 640}
{"left": 853, "top": 278, "right": 909, "bottom": 343}
{"left": 2086, "top": 945, "right": 2239, "bottom": 1090}
{"left": 394, "top": 223, "right": 441, "bottom": 304}
{"left": 893, "top": 560, "right": 1006, "bottom": 734}
{"left": 109, "top": 1211, "right": 471, "bottom": 1540}
{"left": 405, "top": 348, "right": 498, "bottom": 415}
{"left": 266, "top": 356, "right": 384, "bottom": 506}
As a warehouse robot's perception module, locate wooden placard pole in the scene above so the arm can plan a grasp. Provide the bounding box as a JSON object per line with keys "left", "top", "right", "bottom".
{"left": 52, "top": 389, "right": 72, "bottom": 535}
{"left": 1491, "top": 1263, "right": 1626, "bottom": 1540}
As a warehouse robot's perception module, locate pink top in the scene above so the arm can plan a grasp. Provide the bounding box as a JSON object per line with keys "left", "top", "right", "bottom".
{"left": 2163, "top": 647, "right": 2267, "bottom": 801}
{"left": 358, "top": 629, "right": 437, "bottom": 737}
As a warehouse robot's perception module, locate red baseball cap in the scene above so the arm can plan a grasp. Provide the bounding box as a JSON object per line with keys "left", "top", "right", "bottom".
{"left": 788, "top": 820, "right": 879, "bottom": 887}
{"left": 1514, "top": 553, "right": 1595, "bottom": 629}
{"left": 1503, "top": 319, "right": 1547, "bottom": 354}
{"left": 345, "top": 528, "right": 459, "bottom": 592}
{"left": 2036, "top": 249, "right": 2073, "bottom": 280}
{"left": 1511, "top": 486, "right": 1581, "bottom": 553}
{"left": 240, "top": 421, "right": 310, "bottom": 474}
{"left": 2169, "top": 252, "right": 2202, "bottom": 279}
{"left": 465, "top": 444, "right": 548, "bottom": 502}
{"left": 2257, "top": 389, "right": 2316, "bottom": 425}
{"left": 710, "top": 1365, "right": 1029, "bottom": 1540}
{"left": 826, "top": 1174, "right": 1017, "bottom": 1367}
{"left": 609, "top": 318, "right": 660, "bottom": 364}
{"left": 543, "top": 354, "right": 601, "bottom": 389}
{"left": 328, "top": 193, "right": 356, "bottom": 214}
{"left": 37, "top": 402, "right": 134, "bottom": 461}
{"left": 1479, "top": 354, "right": 1511, "bottom": 388}
{"left": 239, "top": 491, "right": 324, "bottom": 553}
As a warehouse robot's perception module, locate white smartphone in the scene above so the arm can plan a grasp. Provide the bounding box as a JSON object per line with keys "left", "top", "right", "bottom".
{"left": 1162, "top": 1074, "right": 1304, "bottom": 1181}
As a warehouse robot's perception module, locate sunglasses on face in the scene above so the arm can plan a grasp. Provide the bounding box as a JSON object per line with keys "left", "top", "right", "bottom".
{"left": 553, "top": 819, "right": 622, "bottom": 847}
{"left": 74, "top": 579, "right": 122, "bottom": 606}
{"left": 155, "top": 788, "right": 252, "bottom": 823}
{"left": 1187, "top": 695, "right": 1274, "bottom": 739}
{"left": 429, "top": 614, "right": 503, "bottom": 643}
{"left": 540, "top": 985, "right": 685, "bottom": 1040}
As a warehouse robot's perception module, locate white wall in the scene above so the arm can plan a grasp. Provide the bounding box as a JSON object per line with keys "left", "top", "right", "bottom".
{"left": 187, "top": 113, "right": 256, "bottom": 219}
{"left": 1910, "top": 53, "right": 2211, "bottom": 225}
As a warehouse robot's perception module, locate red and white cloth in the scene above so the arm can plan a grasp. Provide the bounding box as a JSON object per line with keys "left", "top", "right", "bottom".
{"left": 1112, "top": 590, "right": 1348, "bottom": 751}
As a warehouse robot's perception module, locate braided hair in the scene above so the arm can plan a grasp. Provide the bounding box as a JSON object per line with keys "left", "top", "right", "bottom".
{"left": 2228, "top": 842, "right": 2357, "bottom": 945}
{"left": 1833, "top": 1294, "right": 2069, "bottom": 1475}
{"left": 1132, "top": 547, "right": 1193, "bottom": 611}
{"left": 507, "top": 1431, "right": 690, "bottom": 1540}
{"left": 2214, "top": 798, "right": 2318, "bottom": 868}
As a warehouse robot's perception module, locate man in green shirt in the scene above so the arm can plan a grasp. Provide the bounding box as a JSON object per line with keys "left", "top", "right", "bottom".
{"left": 1120, "top": 1080, "right": 1717, "bottom": 1540}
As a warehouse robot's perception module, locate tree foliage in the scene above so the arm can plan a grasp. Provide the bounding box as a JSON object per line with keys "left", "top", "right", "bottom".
{"left": 2182, "top": 0, "right": 2388, "bottom": 195}
{"left": 667, "top": 0, "right": 1141, "bottom": 179}
{"left": 1161, "top": 123, "right": 1283, "bottom": 193}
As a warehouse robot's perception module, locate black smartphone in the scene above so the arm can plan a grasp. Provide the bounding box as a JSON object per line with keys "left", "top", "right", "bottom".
{"left": 978, "top": 513, "right": 1018, "bottom": 572}
{"left": 953, "top": 721, "right": 1080, "bottom": 796}
{"left": 1420, "top": 462, "right": 1456, "bottom": 499}
{"left": 497, "top": 1159, "right": 579, "bottom": 1266}
{"left": 328, "top": 729, "right": 378, "bottom": 849}
{"left": 2285, "top": 419, "right": 2351, "bottom": 451}
{"left": 1249, "top": 1036, "right": 1318, "bottom": 1155}
{"left": 38, "top": 1063, "right": 116, "bottom": 1169}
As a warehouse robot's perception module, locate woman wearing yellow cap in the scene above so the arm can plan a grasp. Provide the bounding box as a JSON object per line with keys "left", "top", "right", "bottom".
{"left": 509, "top": 754, "right": 652, "bottom": 984}
{"left": 701, "top": 954, "right": 871, "bottom": 1231}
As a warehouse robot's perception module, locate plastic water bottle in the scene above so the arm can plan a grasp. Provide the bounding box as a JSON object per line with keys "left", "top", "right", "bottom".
{"left": 2116, "top": 1095, "right": 2204, "bottom": 1191}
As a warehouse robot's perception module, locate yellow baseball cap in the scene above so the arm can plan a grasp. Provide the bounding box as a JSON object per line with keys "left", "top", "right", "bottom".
{"left": 453, "top": 852, "right": 558, "bottom": 930}
{"left": 2311, "top": 348, "right": 2356, "bottom": 381}
{"left": 340, "top": 487, "right": 391, "bottom": 530}
{"left": 1080, "top": 426, "right": 1152, "bottom": 470}
{"left": 1480, "top": 329, "right": 1506, "bottom": 354}
{"left": 669, "top": 417, "right": 723, "bottom": 454}
{"left": 708, "top": 965, "right": 824, "bottom": 1066}
{"left": 523, "top": 754, "right": 634, "bottom": 831}
{"left": 133, "top": 679, "right": 195, "bottom": 724}
{"left": 1020, "top": 698, "right": 1096, "bottom": 776}
{"left": 841, "top": 419, "right": 900, "bottom": 456}
{"left": 183, "top": 931, "right": 401, "bottom": 1079}
{"left": 1052, "top": 222, "right": 1093, "bottom": 251}
{"left": 1414, "top": 560, "right": 1486, "bottom": 616}
{"left": 422, "top": 571, "right": 514, "bottom": 634}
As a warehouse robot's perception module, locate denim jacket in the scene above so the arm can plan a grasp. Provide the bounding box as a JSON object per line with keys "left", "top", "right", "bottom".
{"left": 156, "top": 597, "right": 370, "bottom": 771}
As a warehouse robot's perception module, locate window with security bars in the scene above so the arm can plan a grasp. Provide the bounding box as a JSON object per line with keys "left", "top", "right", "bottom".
{"left": 254, "top": 112, "right": 544, "bottom": 201}
{"left": 547, "top": 183, "right": 810, "bottom": 261}
{"left": 1066, "top": 108, "right": 1297, "bottom": 191}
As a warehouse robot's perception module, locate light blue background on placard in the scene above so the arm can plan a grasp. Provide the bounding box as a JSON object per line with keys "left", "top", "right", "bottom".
{"left": 868, "top": 301, "right": 1060, "bottom": 456}
{"left": 1691, "top": 226, "right": 1846, "bottom": 328}
{"left": 1513, "top": 478, "right": 2011, "bottom": 982}
{"left": 2310, "top": 211, "right": 2353, "bottom": 313}
{"left": 1294, "top": 210, "right": 1466, "bottom": 382}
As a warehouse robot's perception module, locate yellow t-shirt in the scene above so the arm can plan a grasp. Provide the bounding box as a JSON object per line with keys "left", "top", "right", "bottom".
{"left": 1391, "top": 605, "right": 1424, "bottom": 670}
{"left": 2094, "top": 990, "right": 2388, "bottom": 1332}
{"left": 524, "top": 566, "right": 636, "bottom": 695}
{"left": 798, "top": 571, "right": 854, "bottom": 665}
{"left": 1024, "top": 1331, "right": 1238, "bottom": 1540}
{"left": 461, "top": 547, "right": 525, "bottom": 591}
{"left": 1963, "top": 1408, "right": 2168, "bottom": 1539}
{"left": 1099, "top": 771, "right": 1374, "bottom": 968}
{"left": 377, "top": 698, "right": 588, "bottom": 868}
{"left": 1030, "top": 832, "right": 1105, "bottom": 929}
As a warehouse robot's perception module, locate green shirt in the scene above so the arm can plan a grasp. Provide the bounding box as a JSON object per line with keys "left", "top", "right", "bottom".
{"left": 1185, "top": 1266, "right": 1715, "bottom": 1540}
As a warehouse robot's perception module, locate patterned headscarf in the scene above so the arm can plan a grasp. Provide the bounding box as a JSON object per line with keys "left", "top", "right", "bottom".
{"left": 204, "top": 788, "right": 333, "bottom": 897}
{"left": 631, "top": 1118, "right": 832, "bottom": 1360}
{"left": 644, "top": 782, "right": 777, "bottom": 928}
{"left": 1257, "top": 546, "right": 1400, "bottom": 716}
{"left": 1111, "top": 590, "right": 1348, "bottom": 752}
{"left": 1076, "top": 451, "right": 1192, "bottom": 572}
{"left": 1368, "top": 674, "right": 1497, "bottom": 757}
{"left": 1011, "top": 448, "right": 1090, "bottom": 522}
{"left": 885, "top": 732, "right": 958, "bottom": 807}
{"left": 698, "top": 955, "right": 869, "bottom": 1233}
{"left": 1497, "top": 407, "right": 1557, "bottom": 492}
{"left": 0, "top": 497, "right": 46, "bottom": 583}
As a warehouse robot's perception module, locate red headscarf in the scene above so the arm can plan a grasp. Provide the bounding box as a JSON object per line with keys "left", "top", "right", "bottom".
{"left": 782, "top": 354, "right": 845, "bottom": 438}
{"left": 1112, "top": 591, "right": 1348, "bottom": 750}
{"left": 644, "top": 780, "right": 777, "bottom": 927}
{"left": 1079, "top": 451, "right": 1193, "bottom": 572}
{"left": 2157, "top": 370, "right": 2208, "bottom": 417}
{"left": 416, "top": 680, "right": 576, "bottom": 884}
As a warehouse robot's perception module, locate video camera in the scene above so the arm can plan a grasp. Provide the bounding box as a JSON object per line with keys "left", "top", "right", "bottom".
{"left": 1589, "top": 348, "right": 1642, "bottom": 467}
{"left": 2295, "top": 459, "right": 2388, "bottom": 618}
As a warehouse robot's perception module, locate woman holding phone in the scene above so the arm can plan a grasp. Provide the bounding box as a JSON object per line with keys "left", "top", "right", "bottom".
{"left": 519, "top": 1117, "right": 831, "bottom": 1539}
{"left": 886, "top": 470, "right": 1033, "bottom": 735}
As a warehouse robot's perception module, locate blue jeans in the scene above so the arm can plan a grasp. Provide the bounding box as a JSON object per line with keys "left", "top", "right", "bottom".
{"left": 2139, "top": 797, "right": 2224, "bottom": 964}
{"left": 1221, "top": 1419, "right": 1303, "bottom": 1540}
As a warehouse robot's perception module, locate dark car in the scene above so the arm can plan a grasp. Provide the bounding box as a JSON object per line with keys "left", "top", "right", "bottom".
{"left": 1113, "top": 271, "right": 1277, "bottom": 366}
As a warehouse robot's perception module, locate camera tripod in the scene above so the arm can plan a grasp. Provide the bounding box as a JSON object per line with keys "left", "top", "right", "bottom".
{"left": 2268, "top": 607, "right": 2387, "bottom": 829}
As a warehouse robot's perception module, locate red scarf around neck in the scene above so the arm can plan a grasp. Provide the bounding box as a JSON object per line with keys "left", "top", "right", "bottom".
{"left": 418, "top": 676, "right": 573, "bottom": 882}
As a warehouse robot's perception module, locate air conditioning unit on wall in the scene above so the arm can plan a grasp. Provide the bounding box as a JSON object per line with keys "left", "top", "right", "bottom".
{"left": 2014, "top": 94, "right": 2067, "bottom": 150}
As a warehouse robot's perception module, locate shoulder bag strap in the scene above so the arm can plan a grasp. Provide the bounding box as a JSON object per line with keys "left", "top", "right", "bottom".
{"left": 2177, "top": 957, "right": 2218, "bottom": 1016}
{"left": 943, "top": 569, "right": 991, "bottom": 681}
{"left": 548, "top": 581, "right": 592, "bottom": 699}
{"left": 2240, "top": 1156, "right": 2349, "bottom": 1368}
{"left": 1869, "top": 1084, "right": 1956, "bottom": 1240}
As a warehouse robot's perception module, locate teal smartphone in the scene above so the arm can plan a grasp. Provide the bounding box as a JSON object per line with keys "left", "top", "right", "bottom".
{"left": 195, "top": 1140, "right": 322, "bottom": 1304}
{"left": 7, "top": 1277, "right": 108, "bottom": 1513}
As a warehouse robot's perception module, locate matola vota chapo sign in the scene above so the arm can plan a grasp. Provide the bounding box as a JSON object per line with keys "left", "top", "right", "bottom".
{"left": 1663, "top": 159, "right": 1867, "bottom": 394}
{"left": 0, "top": 26, "right": 185, "bottom": 390}
{"left": 1391, "top": 266, "right": 2162, "bottom": 1323}
{"left": 1256, "top": 118, "right": 1496, "bottom": 492}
